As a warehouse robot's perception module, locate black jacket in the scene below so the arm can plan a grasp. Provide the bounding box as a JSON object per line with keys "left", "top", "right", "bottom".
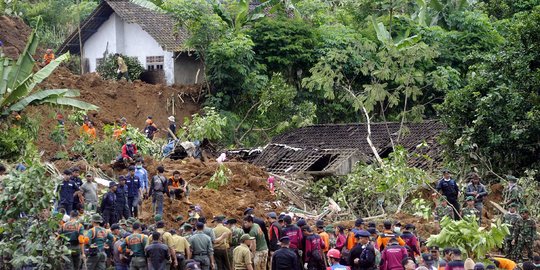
{"left": 272, "top": 247, "right": 300, "bottom": 270}
{"left": 349, "top": 243, "right": 376, "bottom": 270}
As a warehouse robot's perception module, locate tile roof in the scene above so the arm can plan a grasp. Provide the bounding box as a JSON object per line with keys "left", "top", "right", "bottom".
{"left": 58, "top": 0, "right": 187, "bottom": 54}
{"left": 253, "top": 121, "right": 446, "bottom": 175}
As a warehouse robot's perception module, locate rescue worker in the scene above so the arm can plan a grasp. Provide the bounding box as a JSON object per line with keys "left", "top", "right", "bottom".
{"left": 401, "top": 224, "right": 420, "bottom": 260}
{"left": 225, "top": 218, "right": 244, "bottom": 253}
{"left": 113, "top": 231, "right": 130, "bottom": 270}
{"left": 149, "top": 166, "right": 170, "bottom": 216}
{"left": 461, "top": 196, "right": 480, "bottom": 223}
{"left": 376, "top": 221, "right": 405, "bottom": 251}
{"left": 60, "top": 210, "right": 85, "bottom": 270}
{"left": 170, "top": 229, "right": 192, "bottom": 270}
{"left": 267, "top": 212, "right": 283, "bottom": 263}
{"left": 121, "top": 222, "right": 149, "bottom": 270}
{"left": 115, "top": 53, "right": 129, "bottom": 81}
{"left": 57, "top": 169, "right": 81, "bottom": 214}
{"left": 167, "top": 116, "right": 177, "bottom": 141}
{"left": 212, "top": 215, "right": 232, "bottom": 270}
{"left": 433, "top": 196, "right": 454, "bottom": 230}
{"left": 346, "top": 218, "right": 365, "bottom": 251}
{"left": 348, "top": 231, "right": 376, "bottom": 270}
{"left": 126, "top": 166, "right": 143, "bottom": 217}
{"left": 100, "top": 181, "right": 117, "bottom": 226}
{"left": 86, "top": 214, "right": 115, "bottom": 270}
{"left": 511, "top": 208, "right": 536, "bottom": 261}
{"left": 115, "top": 176, "right": 130, "bottom": 221}
{"left": 146, "top": 231, "right": 172, "bottom": 270}
{"left": 302, "top": 225, "right": 326, "bottom": 270}
{"left": 169, "top": 170, "right": 191, "bottom": 204}
{"left": 464, "top": 173, "right": 487, "bottom": 224}
{"left": 502, "top": 203, "right": 520, "bottom": 254}
{"left": 488, "top": 257, "right": 516, "bottom": 270}
{"left": 189, "top": 222, "right": 215, "bottom": 270}
{"left": 380, "top": 238, "right": 408, "bottom": 270}
{"left": 316, "top": 222, "right": 330, "bottom": 261}
{"left": 43, "top": 48, "right": 55, "bottom": 65}
{"left": 134, "top": 159, "right": 149, "bottom": 198}
{"left": 272, "top": 236, "right": 300, "bottom": 270}
{"left": 233, "top": 234, "right": 255, "bottom": 270}
{"left": 502, "top": 176, "right": 523, "bottom": 207}
{"left": 149, "top": 221, "right": 178, "bottom": 268}
{"left": 446, "top": 248, "right": 465, "bottom": 270}
{"left": 282, "top": 215, "right": 303, "bottom": 258}
{"left": 80, "top": 172, "right": 99, "bottom": 211}
{"left": 144, "top": 117, "right": 159, "bottom": 140}
{"left": 326, "top": 248, "right": 349, "bottom": 270}
{"left": 244, "top": 216, "right": 269, "bottom": 270}
{"left": 120, "top": 138, "right": 138, "bottom": 162}
{"left": 435, "top": 169, "right": 460, "bottom": 219}
{"left": 243, "top": 207, "right": 270, "bottom": 250}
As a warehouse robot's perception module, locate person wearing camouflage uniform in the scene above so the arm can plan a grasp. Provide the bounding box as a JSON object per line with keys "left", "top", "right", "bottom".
{"left": 434, "top": 196, "right": 454, "bottom": 231}
{"left": 502, "top": 203, "right": 520, "bottom": 254}
{"left": 465, "top": 173, "right": 488, "bottom": 224}
{"left": 503, "top": 176, "right": 523, "bottom": 207}
{"left": 86, "top": 214, "right": 115, "bottom": 270}
{"left": 461, "top": 196, "right": 480, "bottom": 224}
{"left": 511, "top": 208, "right": 536, "bottom": 261}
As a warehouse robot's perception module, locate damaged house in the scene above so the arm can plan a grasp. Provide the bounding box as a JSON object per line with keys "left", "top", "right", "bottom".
{"left": 252, "top": 121, "right": 446, "bottom": 177}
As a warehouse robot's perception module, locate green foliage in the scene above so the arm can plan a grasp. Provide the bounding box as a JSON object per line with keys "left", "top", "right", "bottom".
{"left": 96, "top": 54, "right": 144, "bottom": 81}
{"left": 0, "top": 152, "right": 69, "bottom": 268}
{"left": 339, "top": 146, "right": 430, "bottom": 216}
{"left": 0, "top": 126, "right": 34, "bottom": 161}
{"left": 438, "top": 6, "right": 540, "bottom": 176}
{"left": 67, "top": 110, "right": 87, "bottom": 125}
{"left": 411, "top": 198, "right": 432, "bottom": 220}
{"left": 305, "top": 177, "right": 344, "bottom": 209}
{"left": 206, "top": 163, "right": 232, "bottom": 189}
{"left": 49, "top": 124, "right": 66, "bottom": 146}
{"left": 119, "top": 126, "right": 162, "bottom": 158}
{"left": 1, "top": 22, "right": 97, "bottom": 115}
{"left": 516, "top": 170, "right": 540, "bottom": 217}
{"left": 92, "top": 136, "right": 122, "bottom": 165}
{"left": 178, "top": 107, "right": 227, "bottom": 142}
{"left": 427, "top": 216, "right": 509, "bottom": 259}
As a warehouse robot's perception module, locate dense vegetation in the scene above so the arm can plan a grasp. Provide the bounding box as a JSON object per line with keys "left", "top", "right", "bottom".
{"left": 2, "top": 0, "right": 540, "bottom": 176}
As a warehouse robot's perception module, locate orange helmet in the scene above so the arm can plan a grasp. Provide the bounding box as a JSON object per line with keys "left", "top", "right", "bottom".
{"left": 328, "top": 248, "right": 341, "bottom": 259}
{"left": 145, "top": 119, "right": 153, "bottom": 125}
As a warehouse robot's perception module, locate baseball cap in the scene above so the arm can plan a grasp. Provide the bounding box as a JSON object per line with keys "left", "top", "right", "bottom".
{"left": 109, "top": 181, "right": 117, "bottom": 188}
{"left": 240, "top": 234, "right": 255, "bottom": 241}
{"left": 297, "top": 219, "right": 306, "bottom": 227}
{"left": 355, "top": 218, "right": 364, "bottom": 226}
{"left": 196, "top": 222, "right": 205, "bottom": 229}
{"left": 128, "top": 166, "right": 135, "bottom": 171}
{"left": 213, "top": 215, "right": 226, "bottom": 223}
{"left": 422, "top": 254, "right": 435, "bottom": 264}
{"left": 266, "top": 212, "right": 277, "bottom": 219}
{"left": 243, "top": 207, "right": 254, "bottom": 216}
{"left": 279, "top": 236, "right": 290, "bottom": 243}
{"left": 355, "top": 230, "right": 370, "bottom": 238}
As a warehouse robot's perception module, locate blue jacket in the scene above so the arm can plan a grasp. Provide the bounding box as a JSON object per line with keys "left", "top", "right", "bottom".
{"left": 134, "top": 168, "right": 149, "bottom": 191}
{"left": 436, "top": 178, "right": 459, "bottom": 200}
{"left": 58, "top": 180, "right": 79, "bottom": 204}
{"left": 115, "top": 184, "right": 129, "bottom": 209}
{"left": 125, "top": 174, "right": 141, "bottom": 197}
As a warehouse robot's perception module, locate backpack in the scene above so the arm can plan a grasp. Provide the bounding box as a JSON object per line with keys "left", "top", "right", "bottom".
{"left": 152, "top": 175, "right": 167, "bottom": 192}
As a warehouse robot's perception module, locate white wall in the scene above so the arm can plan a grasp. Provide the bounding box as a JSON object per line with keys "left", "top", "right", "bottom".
{"left": 83, "top": 13, "right": 175, "bottom": 85}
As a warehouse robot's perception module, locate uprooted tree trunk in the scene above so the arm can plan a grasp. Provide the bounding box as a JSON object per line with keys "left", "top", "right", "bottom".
{"left": 362, "top": 106, "right": 384, "bottom": 165}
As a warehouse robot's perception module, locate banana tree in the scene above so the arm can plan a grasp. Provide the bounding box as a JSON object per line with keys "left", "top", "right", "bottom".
{"left": 0, "top": 19, "right": 98, "bottom": 116}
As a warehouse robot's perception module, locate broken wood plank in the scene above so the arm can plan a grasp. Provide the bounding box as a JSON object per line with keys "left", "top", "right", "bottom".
{"left": 270, "top": 173, "right": 305, "bottom": 188}
{"left": 489, "top": 200, "right": 507, "bottom": 215}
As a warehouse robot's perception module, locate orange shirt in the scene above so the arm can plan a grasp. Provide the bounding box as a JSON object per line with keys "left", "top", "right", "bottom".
{"left": 376, "top": 230, "right": 406, "bottom": 250}
{"left": 493, "top": 258, "right": 516, "bottom": 270}
{"left": 85, "top": 127, "right": 96, "bottom": 140}
{"left": 319, "top": 231, "right": 330, "bottom": 252}
{"left": 43, "top": 53, "right": 55, "bottom": 65}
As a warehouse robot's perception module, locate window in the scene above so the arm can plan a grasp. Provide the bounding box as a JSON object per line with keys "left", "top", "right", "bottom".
{"left": 146, "top": 56, "right": 164, "bottom": 70}
{"left": 96, "top": 58, "right": 103, "bottom": 67}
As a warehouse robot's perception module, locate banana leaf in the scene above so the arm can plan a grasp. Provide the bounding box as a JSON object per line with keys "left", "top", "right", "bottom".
{"left": 129, "top": 0, "right": 163, "bottom": 12}
{"left": 6, "top": 89, "right": 72, "bottom": 112}
{"left": 7, "top": 18, "right": 41, "bottom": 92}
{"left": 0, "top": 57, "right": 12, "bottom": 96}
{"left": 2, "top": 53, "right": 70, "bottom": 107}
{"left": 39, "top": 96, "right": 99, "bottom": 111}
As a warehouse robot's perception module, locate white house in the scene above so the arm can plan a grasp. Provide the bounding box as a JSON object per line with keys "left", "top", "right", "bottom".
{"left": 58, "top": 0, "right": 204, "bottom": 85}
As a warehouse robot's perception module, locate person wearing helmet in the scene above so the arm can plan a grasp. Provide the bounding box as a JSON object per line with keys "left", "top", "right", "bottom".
{"left": 327, "top": 248, "right": 350, "bottom": 270}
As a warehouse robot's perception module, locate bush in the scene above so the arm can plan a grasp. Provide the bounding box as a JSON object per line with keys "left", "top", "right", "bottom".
{"left": 96, "top": 54, "right": 144, "bottom": 81}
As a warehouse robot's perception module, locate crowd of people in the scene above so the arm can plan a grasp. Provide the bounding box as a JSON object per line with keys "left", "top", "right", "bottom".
{"left": 51, "top": 164, "right": 539, "bottom": 270}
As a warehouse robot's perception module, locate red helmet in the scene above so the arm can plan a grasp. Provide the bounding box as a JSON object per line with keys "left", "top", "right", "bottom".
{"left": 328, "top": 248, "right": 341, "bottom": 259}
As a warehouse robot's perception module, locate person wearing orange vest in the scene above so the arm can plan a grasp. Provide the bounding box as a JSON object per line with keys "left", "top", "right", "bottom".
{"left": 489, "top": 257, "right": 516, "bottom": 270}
{"left": 346, "top": 218, "right": 366, "bottom": 251}
{"left": 317, "top": 220, "right": 330, "bottom": 267}
{"left": 169, "top": 170, "right": 191, "bottom": 204}
{"left": 43, "top": 49, "right": 55, "bottom": 65}
{"left": 376, "top": 221, "right": 406, "bottom": 252}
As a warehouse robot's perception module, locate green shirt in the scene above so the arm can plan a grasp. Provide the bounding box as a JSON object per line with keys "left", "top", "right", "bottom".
{"left": 121, "top": 233, "right": 149, "bottom": 257}
{"left": 61, "top": 220, "right": 84, "bottom": 247}
{"left": 86, "top": 226, "right": 115, "bottom": 251}
{"left": 249, "top": 223, "right": 268, "bottom": 251}
{"left": 189, "top": 231, "right": 214, "bottom": 256}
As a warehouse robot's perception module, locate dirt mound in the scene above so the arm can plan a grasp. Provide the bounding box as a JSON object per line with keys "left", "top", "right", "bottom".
{"left": 0, "top": 16, "right": 32, "bottom": 59}
{"left": 31, "top": 67, "right": 200, "bottom": 159}
{"left": 137, "top": 158, "right": 286, "bottom": 227}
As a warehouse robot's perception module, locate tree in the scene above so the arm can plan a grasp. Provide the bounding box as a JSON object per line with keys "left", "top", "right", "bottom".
{"left": 1, "top": 20, "right": 98, "bottom": 116}
{"left": 437, "top": 7, "right": 540, "bottom": 177}
{"left": 0, "top": 149, "right": 69, "bottom": 268}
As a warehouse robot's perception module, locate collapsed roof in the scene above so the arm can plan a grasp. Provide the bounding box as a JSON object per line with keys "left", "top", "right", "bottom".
{"left": 253, "top": 121, "right": 446, "bottom": 176}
